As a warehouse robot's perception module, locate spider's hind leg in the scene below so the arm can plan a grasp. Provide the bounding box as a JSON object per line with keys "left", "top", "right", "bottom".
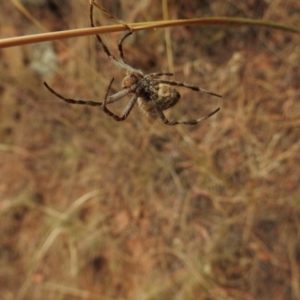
{"left": 151, "top": 95, "right": 220, "bottom": 126}
{"left": 154, "top": 79, "right": 222, "bottom": 98}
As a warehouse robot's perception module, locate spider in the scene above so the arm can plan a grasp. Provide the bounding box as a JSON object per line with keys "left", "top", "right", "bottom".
{"left": 44, "top": 2, "right": 222, "bottom": 126}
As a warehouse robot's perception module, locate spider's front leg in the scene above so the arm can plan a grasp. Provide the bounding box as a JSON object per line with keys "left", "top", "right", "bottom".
{"left": 101, "top": 78, "right": 138, "bottom": 122}
{"left": 118, "top": 32, "right": 132, "bottom": 63}
{"left": 90, "top": 1, "right": 132, "bottom": 64}
{"left": 44, "top": 82, "right": 104, "bottom": 107}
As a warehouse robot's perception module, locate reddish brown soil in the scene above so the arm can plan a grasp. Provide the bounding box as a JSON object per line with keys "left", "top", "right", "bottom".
{"left": 0, "top": 0, "right": 300, "bottom": 299}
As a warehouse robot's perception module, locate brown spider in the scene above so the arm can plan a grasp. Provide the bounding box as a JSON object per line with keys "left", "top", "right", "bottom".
{"left": 44, "top": 2, "right": 222, "bottom": 126}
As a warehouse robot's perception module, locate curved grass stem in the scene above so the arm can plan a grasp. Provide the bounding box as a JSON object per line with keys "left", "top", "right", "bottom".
{"left": 0, "top": 17, "right": 299, "bottom": 49}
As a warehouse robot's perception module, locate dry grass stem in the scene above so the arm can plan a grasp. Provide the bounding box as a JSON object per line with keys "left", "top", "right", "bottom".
{"left": 0, "top": 18, "right": 300, "bottom": 48}
{"left": 1, "top": 0, "right": 300, "bottom": 299}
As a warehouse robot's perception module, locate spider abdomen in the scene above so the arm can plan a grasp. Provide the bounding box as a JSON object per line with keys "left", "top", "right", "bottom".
{"left": 138, "top": 83, "right": 180, "bottom": 119}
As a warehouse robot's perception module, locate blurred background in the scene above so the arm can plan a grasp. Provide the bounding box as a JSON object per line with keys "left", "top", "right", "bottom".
{"left": 0, "top": 0, "right": 300, "bottom": 299}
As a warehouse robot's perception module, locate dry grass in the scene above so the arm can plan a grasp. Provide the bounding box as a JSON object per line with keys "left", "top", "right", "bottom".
{"left": 0, "top": 0, "right": 300, "bottom": 299}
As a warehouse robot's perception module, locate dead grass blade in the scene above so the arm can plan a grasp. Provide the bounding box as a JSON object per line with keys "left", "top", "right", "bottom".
{"left": 0, "top": 17, "right": 299, "bottom": 49}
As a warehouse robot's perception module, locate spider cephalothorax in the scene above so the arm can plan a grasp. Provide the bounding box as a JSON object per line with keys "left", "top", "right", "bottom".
{"left": 44, "top": 1, "right": 222, "bottom": 126}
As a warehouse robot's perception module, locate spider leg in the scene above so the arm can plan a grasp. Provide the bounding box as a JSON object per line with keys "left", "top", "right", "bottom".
{"left": 151, "top": 96, "right": 220, "bottom": 126}
{"left": 90, "top": 1, "right": 117, "bottom": 61}
{"left": 90, "top": 1, "right": 132, "bottom": 32}
{"left": 153, "top": 79, "right": 222, "bottom": 98}
{"left": 103, "top": 78, "right": 114, "bottom": 106}
{"left": 146, "top": 72, "right": 174, "bottom": 78}
{"left": 44, "top": 82, "right": 103, "bottom": 106}
{"left": 44, "top": 81, "right": 132, "bottom": 107}
{"left": 102, "top": 86, "right": 138, "bottom": 122}
{"left": 118, "top": 32, "right": 132, "bottom": 63}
